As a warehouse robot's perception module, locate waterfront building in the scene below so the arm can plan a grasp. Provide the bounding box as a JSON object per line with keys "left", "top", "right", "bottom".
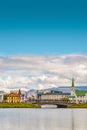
{"left": 39, "top": 93, "right": 70, "bottom": 101}
{"left": 0, "top": 91, "right": 4, "bottom": 102}
{"left": 37, "top": 89, "right": 70, "bottom": 101}
{"left": 6, "top": 92, "right": 21, "bottom": 103}
{"left": 10, "top": 89, "right": 27, "bottom": 102}
{"left": 75, "top": 90, "right": 87, "bottom": 103}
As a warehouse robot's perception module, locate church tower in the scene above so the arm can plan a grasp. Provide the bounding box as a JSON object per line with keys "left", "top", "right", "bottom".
{"left": 71, "top": 78, "right": 78, "bottom": 103}
{"left": 72, "top": 78, "right": 74, "bottom": 88}
{"left": 71, "top": 78, "right": 75, "bottom": 96}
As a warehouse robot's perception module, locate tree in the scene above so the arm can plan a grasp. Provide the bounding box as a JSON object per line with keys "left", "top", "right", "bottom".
{"left": 62, "top": 97, "right": 69, "bottom": 102}
{"left": 3, "top": 95, "right": 7, "bottom": 100}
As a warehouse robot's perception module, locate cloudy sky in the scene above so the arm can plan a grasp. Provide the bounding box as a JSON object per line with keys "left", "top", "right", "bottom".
{"left": 0, "top": 0, "right": 87, "bottom": 90}
{"left": 0, "top": 55, "right": 87, "bottom": 90}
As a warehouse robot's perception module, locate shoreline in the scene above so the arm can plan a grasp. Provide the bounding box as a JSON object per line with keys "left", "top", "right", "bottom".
{"left": 67, "top": 103, "right": 87, "bottom": 108}
{"left": 0, "top": 103, "right": 87, "bottom": 108}
{"left": 0, "top": 103, "right": 41, "bottom": 108}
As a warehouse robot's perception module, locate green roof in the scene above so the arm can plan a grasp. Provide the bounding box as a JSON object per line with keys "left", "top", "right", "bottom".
{"left": 75, "top": 90, "right": 87, "bottom": 96}
{"left": 69, "top": 96, "right": 75, "bottom": 98}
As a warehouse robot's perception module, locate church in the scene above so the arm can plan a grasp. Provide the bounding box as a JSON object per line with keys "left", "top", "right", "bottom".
{"left": 69, "top": 78, "right": 87, "bottom": 103}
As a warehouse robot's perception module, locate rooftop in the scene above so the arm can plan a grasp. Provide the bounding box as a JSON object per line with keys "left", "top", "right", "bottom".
{"left": 75, "top": 90, "right": 87, "bottom": 96}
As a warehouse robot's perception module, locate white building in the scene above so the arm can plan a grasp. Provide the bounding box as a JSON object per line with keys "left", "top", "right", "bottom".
{"left": 40, "top": 93, "right": 70, "bottom": 101}
{"left": 0, "top": 91, "right": 4, "bottom": 102}
{"left": 69, "top": 79, "right": 87, "bottom": 103}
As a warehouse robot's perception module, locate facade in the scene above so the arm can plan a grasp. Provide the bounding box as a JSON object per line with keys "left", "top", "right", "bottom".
{"left": 10, "top": 89, "right": 27, "bottom": 102}
{"left": 75, "top": 90, "right": 87, "bottom": 103}
{"left": 39, "top": 93, "right": 70, "bottom": 101}
{"left": 0, "top": 91, "right": 4, "bottom": 102}
{"left": 37, "top": 89, "right": 70, "bottom": 101}
{"left": 6, "top": 93, "right": 21, "bottom": 103}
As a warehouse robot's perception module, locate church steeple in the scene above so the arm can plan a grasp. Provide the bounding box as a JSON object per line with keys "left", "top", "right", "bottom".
{"left": 71, "top": 78, "right": 78, "bottom": 104}
{"left": 72, "top": 78, "right": 74, "bottom": 87}
{"left": 18, "top": 89, "right": 21, "bottom": 96}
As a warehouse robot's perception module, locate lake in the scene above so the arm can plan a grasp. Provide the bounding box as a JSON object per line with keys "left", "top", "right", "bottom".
{"left": 0, "top": 108, "right": 87, "bottom": 130}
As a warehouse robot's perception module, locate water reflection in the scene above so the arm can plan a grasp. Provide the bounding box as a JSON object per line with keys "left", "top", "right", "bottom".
{"left": 0, "top": 109, "right": 87, "bottom": 130}
{"left": 71, "top": 109, "right": 74, "bottom": 130}
{"left": 72, "top": 109, "right": 87, "bottom": 130}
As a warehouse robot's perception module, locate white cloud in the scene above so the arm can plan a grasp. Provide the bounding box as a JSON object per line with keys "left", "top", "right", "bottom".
{"left": 0, "top": 54, "right": 87, "bottom": 91}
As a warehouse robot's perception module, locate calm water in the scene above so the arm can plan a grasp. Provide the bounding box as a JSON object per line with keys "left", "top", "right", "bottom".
{"left": 0, "top": 108, "right": 87, "bottom": 130}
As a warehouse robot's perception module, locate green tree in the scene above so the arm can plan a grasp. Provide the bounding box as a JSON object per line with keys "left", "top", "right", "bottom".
{"left": 3, "top": 95, "right": 7, "bottom": 100}
{"left": 62, "top": 97, "right": 69, "bottom": 102}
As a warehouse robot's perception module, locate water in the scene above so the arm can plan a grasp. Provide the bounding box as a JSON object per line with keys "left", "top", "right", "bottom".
{"left": 0, "top": 108, "right": 87, "bottom": 130}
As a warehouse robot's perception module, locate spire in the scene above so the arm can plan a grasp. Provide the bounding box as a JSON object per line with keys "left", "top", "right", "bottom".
{"left": 18, "top": 89, "right": 21, "bottom": 96}
{"left": 72, "top": 78, "right": 74, "bottom": 87}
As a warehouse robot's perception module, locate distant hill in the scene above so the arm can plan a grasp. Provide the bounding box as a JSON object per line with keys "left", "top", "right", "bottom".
{"left": 27, "top": 86, "right": 87, "bottom": 94}
{"left": 44, "top": 86, "right": 87, "bottom": 93}
{"left": 58, "top": 86, "right": 87, "bottom": 93}
{"left": 59, "top": 86, "right": 87, "bottom": 90}
{"left": 27, "top": 89, "right": 37, "bottom": 94}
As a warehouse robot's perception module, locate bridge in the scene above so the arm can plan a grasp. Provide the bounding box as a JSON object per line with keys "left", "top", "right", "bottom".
{"left": 32, "top": 100, "right": 69, "bottom": 108}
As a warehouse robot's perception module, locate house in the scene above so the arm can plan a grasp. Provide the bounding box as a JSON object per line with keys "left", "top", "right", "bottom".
{"left": 10, "top": 89, "right": 27, "bottom": 102}
{"left": 6, "top": 92, "right": 21, "bottom": 103}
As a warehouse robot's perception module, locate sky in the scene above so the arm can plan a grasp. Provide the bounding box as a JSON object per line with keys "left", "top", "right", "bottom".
{"left": 0, "top": 0, "right": 87, "bottom": 90}
{"left": 0, "top": 0, "right": 87, "bottom": 55}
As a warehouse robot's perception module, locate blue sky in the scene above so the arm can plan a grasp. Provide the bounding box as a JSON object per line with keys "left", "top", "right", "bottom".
{"left": 0, "top": 0, "right": 87, "bottom": 55}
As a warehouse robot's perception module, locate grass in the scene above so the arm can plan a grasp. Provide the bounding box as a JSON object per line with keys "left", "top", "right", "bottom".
{"left": 1, "top": 102, "right": 87, "bottom": 108}
{"left": 67, "top": 103, "right": 87, "bottom": 108}
{"left": 0, "top": 103, "right": 41, "bottom": 108}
